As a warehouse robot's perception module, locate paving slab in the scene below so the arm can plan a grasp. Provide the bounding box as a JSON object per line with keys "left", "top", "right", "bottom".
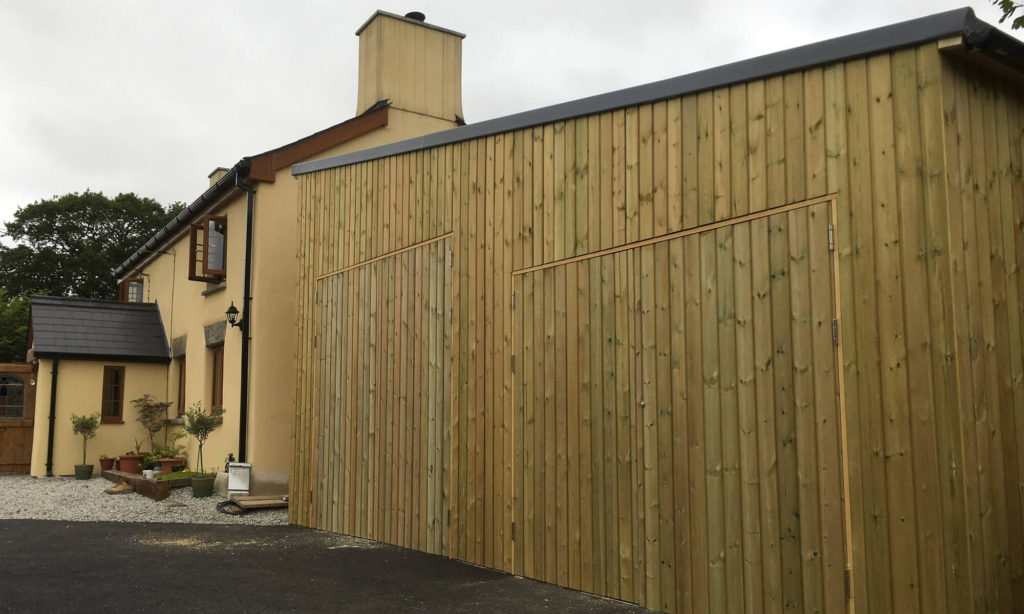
{"left": 0, "top": 520, "right": 653, "bottom": 613}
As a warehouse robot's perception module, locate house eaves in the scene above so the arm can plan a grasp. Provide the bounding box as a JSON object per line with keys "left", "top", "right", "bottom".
{"left": 113, "top": 103, "right": 391, "bottom": 280}
{"left": 294, "top": 6, "right": 1023, "bottom": 176}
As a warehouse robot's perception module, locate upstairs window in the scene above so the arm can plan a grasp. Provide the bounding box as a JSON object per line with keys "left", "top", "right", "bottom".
{"left": 120, "top": 277, "right": 144, "bottom": 303}
{"left": 101, "top": 366, "right": 125, "bottom": 423}
{"left": 189, "top": 215, "right": 227, "bottom": 282}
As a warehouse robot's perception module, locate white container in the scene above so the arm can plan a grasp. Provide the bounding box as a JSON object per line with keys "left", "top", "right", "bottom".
{"left": 227, "top": 462, "right": 251, "bottom": 495}
{"left": 143, "top": 469, "right": 154, "bottom": 479}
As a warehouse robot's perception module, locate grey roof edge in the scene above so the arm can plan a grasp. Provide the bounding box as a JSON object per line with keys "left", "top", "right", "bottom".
{"left": 355, "top": 10, "right": 466, "bottom": 39}
{"left": 295, "top": 7, "right": 1019, "bottom": 177}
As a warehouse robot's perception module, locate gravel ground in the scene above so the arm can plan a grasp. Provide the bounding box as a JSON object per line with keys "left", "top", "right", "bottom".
{"left": 0, "top": 473, "right": 288, "bottom": 525}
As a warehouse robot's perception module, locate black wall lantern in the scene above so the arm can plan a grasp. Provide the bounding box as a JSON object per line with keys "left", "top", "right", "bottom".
{"left": 226, "top": 301, "right": 243, "bottom": 328}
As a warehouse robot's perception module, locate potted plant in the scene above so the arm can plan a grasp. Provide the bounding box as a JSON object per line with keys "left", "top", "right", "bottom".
{"left": 132, "top": 394, "right": 172, "bottom": 451}
{"left": 182, "top": 402, "right": 224, "bottom": 497}
{"left": 98, "top": 455, "right": 116, "bottom": 471}
{"left": 156, "top": 431, "right": 187, "bottom": 475}
{"left": 117, "top": 439, "right": 145, "bottom": 474}
{"left": 70, "top": 413, "right": 100, "bottom": 480}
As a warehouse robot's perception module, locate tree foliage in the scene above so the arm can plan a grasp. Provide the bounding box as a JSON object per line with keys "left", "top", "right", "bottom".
{"left": 0, "top": 290, "right": 29, "bottom": 362}
{"left": 0, "top": 191, "right": 181, "bottom": 363}
{"left": 0, "top": 191, "right": 183, "bottom": 299}
{"left": 994, "top": 1, "right": 1024, "bottom": 29}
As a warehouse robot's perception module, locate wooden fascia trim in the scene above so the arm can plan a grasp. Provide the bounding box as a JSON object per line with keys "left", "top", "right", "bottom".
{"left": 247, "top": 106, "right": 390, "bottom": 183}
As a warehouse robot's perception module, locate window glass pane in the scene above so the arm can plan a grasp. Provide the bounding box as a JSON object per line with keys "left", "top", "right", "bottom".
{"left": 0, "top": 374, "right": 25, "bottom": 418}
{"left": 211, "top": 346, "right": 223, "bottom": 411}
{"left": 207, "top": 219, "right": 226, "bottom": 272}
{"left": 102, "top": 367, "right": 124, "bottom": 420}
{"left": 127, "top": 280, "right": 143, "bottom": 303}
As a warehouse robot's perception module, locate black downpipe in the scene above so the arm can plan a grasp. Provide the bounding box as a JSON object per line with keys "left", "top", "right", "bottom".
{"left": 45, "top": 358, "right": 59, "bottom": 477}
{"left": 236, "top": 176, "right": 255, "bottom": 463}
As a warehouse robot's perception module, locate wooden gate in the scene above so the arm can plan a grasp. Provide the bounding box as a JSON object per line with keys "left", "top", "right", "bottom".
{"left": 512, "top": 199, "right": 848, "bottom": 612}
{"left": 0, "top": 364, "right": 35, "bottom": 473}
{"left": 308, "top": 237, "right": 452, "bottom": 554}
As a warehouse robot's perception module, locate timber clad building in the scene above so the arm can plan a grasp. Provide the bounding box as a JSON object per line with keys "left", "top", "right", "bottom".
{"left": 289, "top": 7, "right": 1024, "bottom": 614}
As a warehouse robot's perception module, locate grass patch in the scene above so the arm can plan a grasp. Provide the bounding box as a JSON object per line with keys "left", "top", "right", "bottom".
{"left": 154, "top": 470, "right": 210, "bottom": 481}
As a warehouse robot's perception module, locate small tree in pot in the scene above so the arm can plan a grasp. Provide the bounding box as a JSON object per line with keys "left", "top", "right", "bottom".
{"left": 132, "top": 394, "right": 172, "bottom": 453}
{"left": 182, "top": 402, "right": 224, "bottom": 497}
{"left": 70, "top": 413, "right": 100, "bottom": 479}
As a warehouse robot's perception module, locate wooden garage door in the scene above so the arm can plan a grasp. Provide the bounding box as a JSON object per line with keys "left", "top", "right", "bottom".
{"left": 310, "top": 237, "right": 452, "bottom": 555}
{"left": 512, "top": 199, "right": 847, "bottom": 613}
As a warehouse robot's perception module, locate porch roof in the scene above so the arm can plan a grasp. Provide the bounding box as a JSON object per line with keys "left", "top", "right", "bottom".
{"left": 29, "top": 296, "right": 170, "bottom": 363}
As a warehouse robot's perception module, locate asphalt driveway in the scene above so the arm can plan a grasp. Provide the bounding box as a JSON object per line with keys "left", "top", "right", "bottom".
{"left": 0, "top": 520, "right": 652, "bottom": 613}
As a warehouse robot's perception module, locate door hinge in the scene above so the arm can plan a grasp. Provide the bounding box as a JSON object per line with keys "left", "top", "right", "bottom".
{"left": 314, "top": 289, "right": 319, "bottom": 303}
{"left": 832, "top": 319, "right": 839, "bottom": 346}
{"left": 511, "top": 291, "right": 516, "bottom": 310}
{"left": 448, "top": 249, "right": 453, "bottom": 268}
{"left": 844, "top": 568, "right": 851, "bottom": 600}
{"left": 828, "top": 223, "right": 835, "bottom": 252}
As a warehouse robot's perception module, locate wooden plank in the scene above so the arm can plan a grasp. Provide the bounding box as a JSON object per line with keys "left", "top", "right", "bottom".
{"left": 639, "top": 244, "right": 660, "bottom": 605}
{"left": 783, "top": 72, "right": 806, "bottom": 204}
{"left": 786, "top": 207, "right": 824, "bottom": 612}
{"left": 697, "top": 92, "right": 715, "bottom": 225}
{"left": 566, "top": 260, "right": 582, "bottom": 589}
{"left": 554, "top": 122, "right": 567, "bottom": 261}
{"left": 764, "top": 77, "right": 785, "bottom": 210}
{"left": 666, "top": 98, "right": 683, "bottom": 233}
{"left": 683, "top": 231, "right": 708, "bottom": 612}
{"left": 845, "top": 56, "right": 893, "bottom": 612}
{"left": 555, "top": 253, "right": 569, "bottom": 586}
{"left": 713, "top": 88, "right": 731, "bottom": 222}
{"left": 543, "top": 265, "right": 557, "bottom": 583}
{"left": 700, "top": 228, "right": 725, "bottom": 611}
{"left": 653, "top": 101, "right": 669, "bottom": 237}
{"left": 867, "top": 52, "right": 921, "bottom": 613}
{"left": 653, "top": 240, "right": 675, "bottom": 612}
{"left": 626, "top": 107, "right": 641, "bottom": 243}
{"left": 639, "top": 103, "right": 655, "bottom": 239}
{"left": 890, "top": 47, "right": 945, "bottom": 614}
{"left": 729, "top": 84, "right": 749, "bottom": 218}
{"left": 732, "top": 216, "right": 763, "bottom": 612}
{"left": 578, "top": 257, "right": 596, "bottom": 593}
{"left": 682, "top": 96, "right": 699, "bottom": 230}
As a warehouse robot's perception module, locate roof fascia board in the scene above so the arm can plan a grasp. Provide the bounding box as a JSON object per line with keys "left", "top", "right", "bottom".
{"left": 248, "top": 105, "right": 389, "bottom": 182}
{"left": 295, "top": 7, "right": 1018, "bottom": 176}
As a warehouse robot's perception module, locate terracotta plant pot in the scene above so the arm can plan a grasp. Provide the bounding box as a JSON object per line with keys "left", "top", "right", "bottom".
{"left": 191, "top": 475, "right": 215, "bottom": 498}
{"left": 159, "top": 457, "right": 185, "bottom": 475}
{"left": 117, "top": 454, "right": 144, "bottom": 474}
{"left": 98, "top": 457, "right": 116, "bottom": 471}
{"left": 74, "top": 464, "right": 94, "bottom": 480}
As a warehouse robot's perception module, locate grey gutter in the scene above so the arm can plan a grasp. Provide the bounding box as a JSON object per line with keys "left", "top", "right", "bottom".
{"left": 113, "top": 159, "right": 251, "bottom": 280}
{"left": 294, "top": 7, "right": 1019, "bottom": 176}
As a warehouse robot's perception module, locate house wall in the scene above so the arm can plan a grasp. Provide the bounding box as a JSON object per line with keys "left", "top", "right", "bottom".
{"left": 30, "top": 358, "right": 167, "bottom": 476}
{"left": 293, "top": 40, "right": 1024, "bottom": 613}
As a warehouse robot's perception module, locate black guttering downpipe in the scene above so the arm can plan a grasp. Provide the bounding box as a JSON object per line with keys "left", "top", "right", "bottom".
{"left": 45, "top": 358, "right": 59, "bottom": 477}
{"left": 235, "top": 170, "right": 255, "bottom": 463}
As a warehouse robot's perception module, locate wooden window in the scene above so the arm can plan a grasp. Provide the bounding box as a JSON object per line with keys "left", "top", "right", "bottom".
{"left": 210, "top": 345, "right": 223, "bottom": 412}
{"left": 101, "top": 366, "right": 125, "bottom": 423}
{"left": 188, "top": 215, "right": 227, "bottom": 282}
{"left": 176, "top": 357, "right": 186, "bottom": 417}
{"left": 119, "top": 278, "right": 144, "bottom": 303}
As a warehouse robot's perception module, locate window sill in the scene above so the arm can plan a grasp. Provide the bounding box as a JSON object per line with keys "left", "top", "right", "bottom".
{"left": 202, "top": 282, "right": 227, "bottom": 296}
{"left": 165, "top": 417, "right": 184, "bottom": 426}
{"left": 101, "top": 419, "right": 124, "bottom": 425}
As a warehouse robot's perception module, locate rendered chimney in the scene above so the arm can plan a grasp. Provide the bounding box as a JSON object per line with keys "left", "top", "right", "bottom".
{"left": 208, "top": 167, "right": 229, "bottom": 186}
{"left": 355, "top": 10, "right": 465, "bottom": 122}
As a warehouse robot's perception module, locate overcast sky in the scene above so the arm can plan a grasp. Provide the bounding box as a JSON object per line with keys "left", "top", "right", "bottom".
{"left": 0, "top": 1, "right": 1017, "bottom": 228}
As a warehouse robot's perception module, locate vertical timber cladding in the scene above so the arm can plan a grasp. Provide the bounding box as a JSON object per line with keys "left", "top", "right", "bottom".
{"left": 512, "top": 198, "right": 846, "bottom": 612}
{"left": 312, "top": 237, "right": 452, "bottom": 555}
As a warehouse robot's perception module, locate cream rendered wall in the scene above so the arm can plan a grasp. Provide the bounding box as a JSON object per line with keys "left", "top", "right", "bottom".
{"left": 30, "top": 359, "right": 167, "bottom": 476}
